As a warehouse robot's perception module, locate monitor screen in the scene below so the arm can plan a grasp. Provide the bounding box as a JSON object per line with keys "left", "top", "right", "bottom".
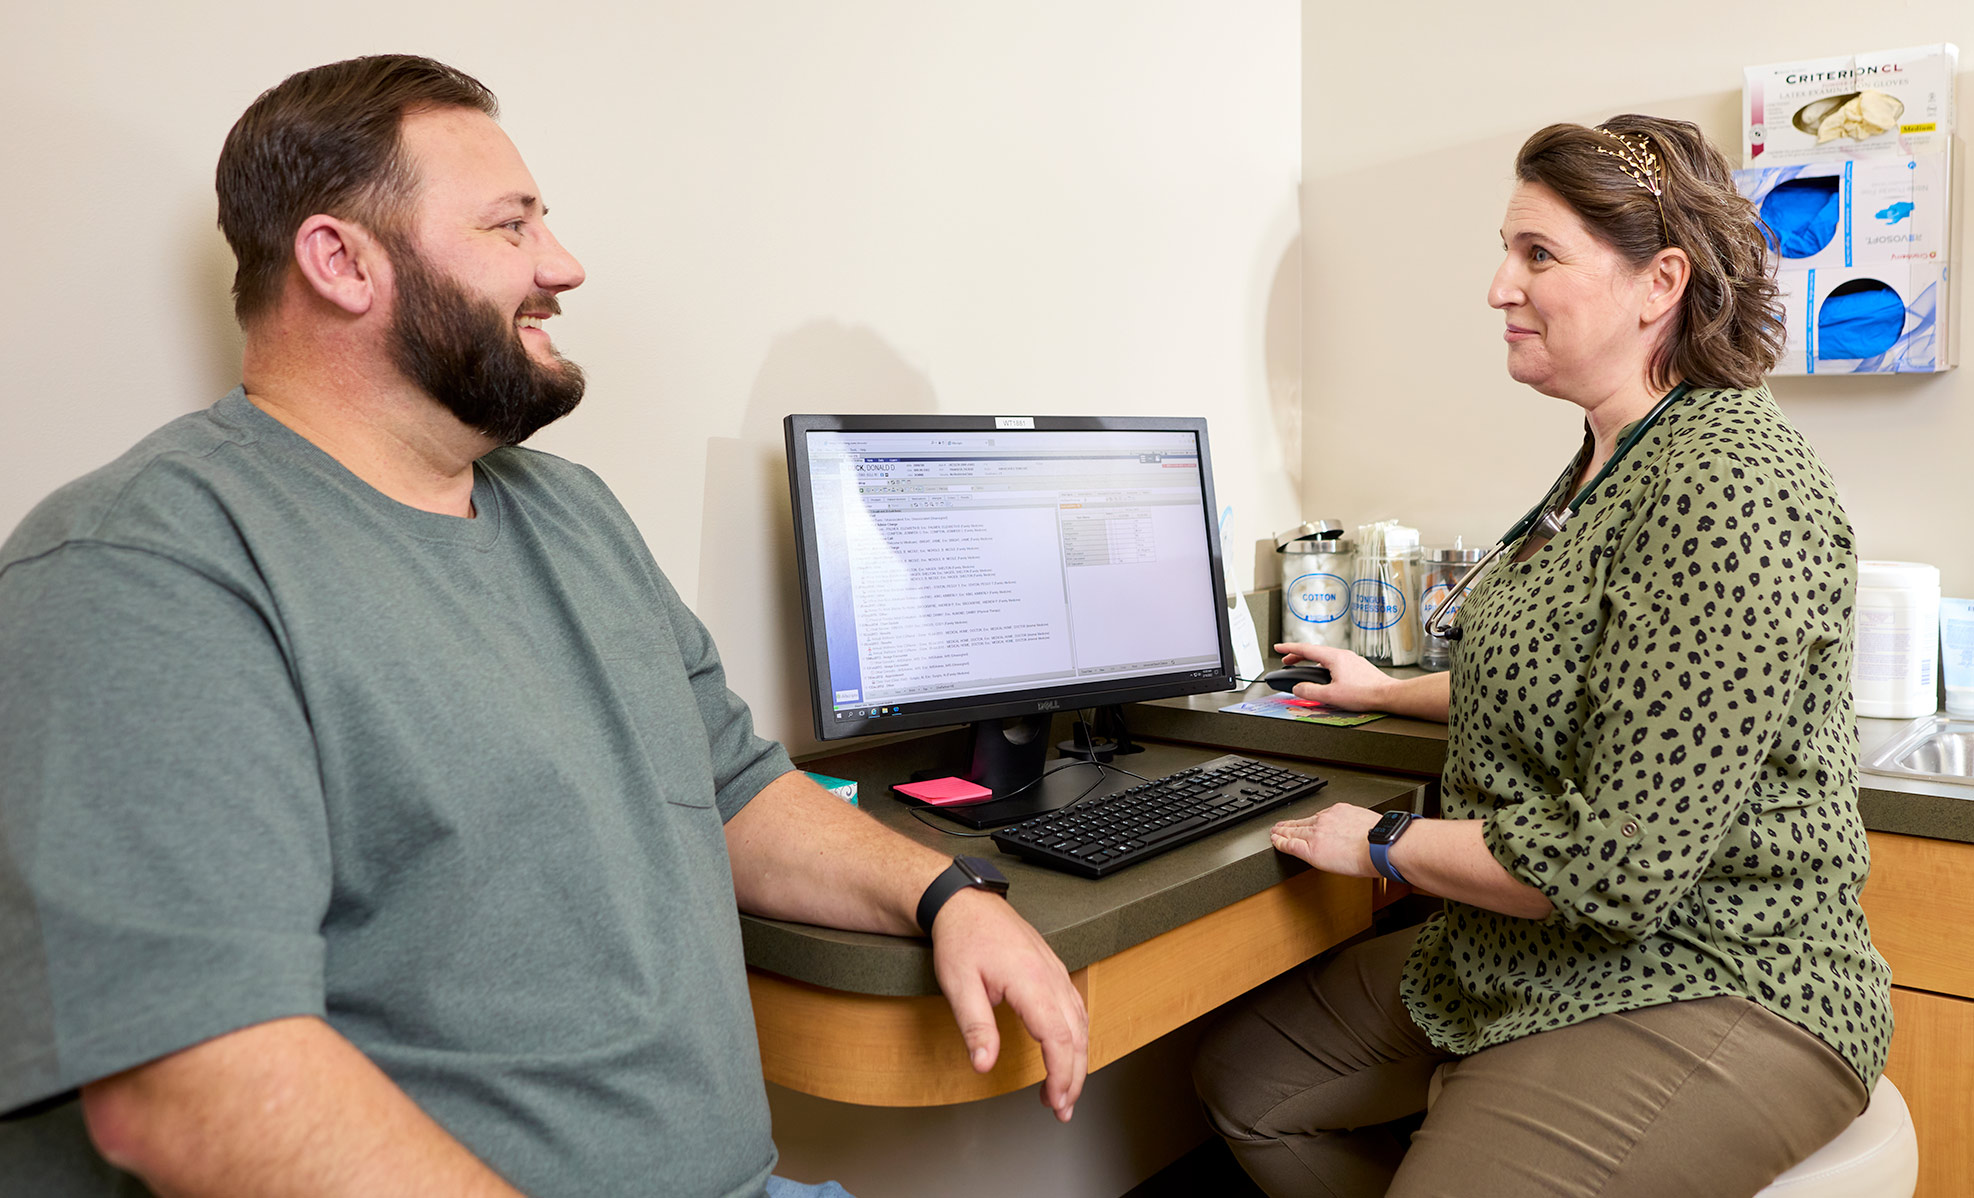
{"left": 784, "top": 414, "right": 1237, "bottom": 747}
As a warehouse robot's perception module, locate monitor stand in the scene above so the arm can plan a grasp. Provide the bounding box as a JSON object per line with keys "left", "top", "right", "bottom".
{"left": 896, "top": 713, "right": 1113, "bottom": 829}
{"left": 1056, "top": 704, "right": 1148, "bottom": 762}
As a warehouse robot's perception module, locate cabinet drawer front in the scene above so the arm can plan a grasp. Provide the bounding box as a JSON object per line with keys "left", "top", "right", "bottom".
{"left": 1862, "top": 832, "right": 1974, "bottom": 999}
{"left": 1885, "top": 986, "right": 1974, "bottom": 1198}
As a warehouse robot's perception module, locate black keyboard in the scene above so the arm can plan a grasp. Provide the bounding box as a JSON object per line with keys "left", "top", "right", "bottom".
{"left": 990, "top": 754, "right": 1328, "bottom": 878}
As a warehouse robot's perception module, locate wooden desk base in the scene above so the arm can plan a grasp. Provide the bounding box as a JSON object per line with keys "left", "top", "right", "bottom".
{"left": 751, "top": 868, "right": 1370, "bottom": 1106}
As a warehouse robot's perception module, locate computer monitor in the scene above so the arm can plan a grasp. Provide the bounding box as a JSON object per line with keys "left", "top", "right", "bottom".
{"left": 784, "top": 414, "right": 1238, "bottom": 825}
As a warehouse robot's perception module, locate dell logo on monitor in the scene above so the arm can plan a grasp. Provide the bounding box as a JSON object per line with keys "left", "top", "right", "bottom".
{"left": 1035, "top": 699, "right": 1061, "bottom": 711}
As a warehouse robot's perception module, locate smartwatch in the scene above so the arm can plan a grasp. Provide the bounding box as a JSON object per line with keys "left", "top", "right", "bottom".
{"left": 916, "top": 856, "right": 1011, "bottom": 934}
{"left": 1367, "top": 810, "right": 1418, "bottom": 885}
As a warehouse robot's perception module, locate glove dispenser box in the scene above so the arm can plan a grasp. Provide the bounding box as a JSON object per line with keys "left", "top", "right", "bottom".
{"left": 1773, "top": 264, "right": 1953, "bottom": 374}
{"left": 1744, "top": 44, "right": 1956, "bottom": 166}
{"left": 1740, "top": 142, "right": 1958, "bottom": 375}
{"left": 1734, "top": 155, "right": 1948, "bottom": 271}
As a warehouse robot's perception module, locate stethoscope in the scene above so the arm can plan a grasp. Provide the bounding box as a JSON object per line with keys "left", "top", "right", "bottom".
{"left": 1423, "top": 381, "right": 1695, "bottom": 642}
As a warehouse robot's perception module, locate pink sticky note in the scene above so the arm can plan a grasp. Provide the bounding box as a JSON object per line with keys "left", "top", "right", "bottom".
{"left": 893, "top": 777, "right": 996, "bottom": 806}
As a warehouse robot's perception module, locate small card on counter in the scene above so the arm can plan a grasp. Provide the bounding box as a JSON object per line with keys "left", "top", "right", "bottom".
{"left": 892, "top": 777, "right": 995, "bottom": 806}
{"left": 1221, "top": 693, "right": 1388, "bottom": 727}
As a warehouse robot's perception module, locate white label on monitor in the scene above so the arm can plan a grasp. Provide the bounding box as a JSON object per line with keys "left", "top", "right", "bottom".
{"left": 994, "top": 416, "right": 1035, "bottom": 429}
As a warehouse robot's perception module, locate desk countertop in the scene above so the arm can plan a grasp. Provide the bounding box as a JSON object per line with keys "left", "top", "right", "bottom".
{"left": 747, "top": 686, "right": 1972, "bottom": 998}
{"left": 747, "top": 726, "right": 1426, "bottom": 997}
{"left": 1130, "top": 686, "right": 1974, "bottom": 846}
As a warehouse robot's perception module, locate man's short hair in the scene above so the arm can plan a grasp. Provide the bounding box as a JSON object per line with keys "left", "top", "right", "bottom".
{"left": 216, "top": 54, "right": 499, "bottom": 327}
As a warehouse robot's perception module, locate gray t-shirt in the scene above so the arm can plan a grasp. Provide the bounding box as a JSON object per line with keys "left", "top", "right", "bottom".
{"left": 0, "top": 389, "right": 794, "bottom": 1197}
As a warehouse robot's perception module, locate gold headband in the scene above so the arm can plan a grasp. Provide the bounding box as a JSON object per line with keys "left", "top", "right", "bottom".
{"left": 1593, "top": 128, "right": 1671, "bottom": 245}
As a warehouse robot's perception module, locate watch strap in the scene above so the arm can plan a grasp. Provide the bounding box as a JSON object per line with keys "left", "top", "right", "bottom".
{"left": 915, "top": 858, "right": 1002, "bottom": 934}
{"left": 1368, "top": 812, "right": 1414, "bottom": 885}
{"left": 1368, "top": 840, "right": 1409, "bottom": 885}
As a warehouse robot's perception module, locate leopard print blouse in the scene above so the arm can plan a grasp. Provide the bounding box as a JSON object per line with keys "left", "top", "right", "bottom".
{"left": 1401, "top": 385, "right": 1892, "bottom": 1086}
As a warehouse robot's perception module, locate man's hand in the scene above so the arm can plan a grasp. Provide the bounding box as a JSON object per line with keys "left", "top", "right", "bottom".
{"left": 726, "top": 771, "right": 1090, "bottom": 1118}
{"left": 928, "top": 888, "right": 1088, "bottom": 1122}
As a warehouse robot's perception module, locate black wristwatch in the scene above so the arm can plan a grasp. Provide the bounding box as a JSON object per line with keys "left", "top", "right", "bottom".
{"left": 1367, "top": 810, "right": 1418, "bottom": 884}
{"left": 916, "top": 856, "right": 1011, "bottom": 934}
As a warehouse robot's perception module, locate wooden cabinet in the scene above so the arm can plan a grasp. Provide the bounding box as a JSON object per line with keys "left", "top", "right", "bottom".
{"left": 1863, "top": 832, "right": 1974, "bottom": 998}
{"left": 751, "top": 867, "right": 1370, "bottom": 1106}
{"left": 1884, "top": 988, "right": 1974, "bottom": 1198}
{"left": 1862, "top": 832, "right": 1974, "bottom": 1198}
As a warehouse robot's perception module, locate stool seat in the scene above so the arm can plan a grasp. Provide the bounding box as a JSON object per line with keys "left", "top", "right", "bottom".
{"left": 1422, "top": 1069, "right": 1917, "bottom": 1197}
{"left": 1754, "top": 1075, "right": 1917, "bottom": 1197}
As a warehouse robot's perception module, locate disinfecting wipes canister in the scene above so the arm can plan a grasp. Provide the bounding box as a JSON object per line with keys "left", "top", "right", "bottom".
{"left": 1854, "top": 560, "right": 1940, "bottom": 718}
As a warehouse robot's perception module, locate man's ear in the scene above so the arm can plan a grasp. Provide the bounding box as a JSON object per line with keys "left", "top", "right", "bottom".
{"left": 293, "top": 215, "right": 387, "bottom": 316}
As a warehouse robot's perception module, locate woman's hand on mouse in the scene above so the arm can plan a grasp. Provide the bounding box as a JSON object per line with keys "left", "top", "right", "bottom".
{"left": 1273, "top": 643, "right": 1389, "bottom": 710}
{"left": 1275, "top": 642, "right": 1454, "bottom": 723}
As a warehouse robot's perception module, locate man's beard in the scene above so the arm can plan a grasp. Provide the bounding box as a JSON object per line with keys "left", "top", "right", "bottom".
{"left": 385, "top": 239, "right": 587, "bottom": 446}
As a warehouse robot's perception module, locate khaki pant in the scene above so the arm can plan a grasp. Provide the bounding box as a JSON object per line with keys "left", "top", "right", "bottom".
{"left": 1192, "top": 926, "right": 1867, "bottom": 1198}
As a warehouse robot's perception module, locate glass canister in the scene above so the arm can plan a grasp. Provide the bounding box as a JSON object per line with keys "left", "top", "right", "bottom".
{"left": 1277, "top": 522, "right": 1352, "bottom": 650}
{"left": 1418, "top": 545, "right": 1486, "bottom": 672}
{"left": 1352, "top": 522, "right": 1421, "bottom": 665}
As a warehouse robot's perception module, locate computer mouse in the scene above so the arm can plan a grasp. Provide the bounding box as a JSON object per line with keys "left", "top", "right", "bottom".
{"left": 1263, "top": 664, "right": 1331, "bottom": 692}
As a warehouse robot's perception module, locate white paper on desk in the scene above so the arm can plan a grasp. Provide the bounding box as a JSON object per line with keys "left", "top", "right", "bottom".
{"left": 1226, "top": 595, "right": 1264, "bottom": 681}
{"left": 1215, "top": 509, "right": 1263, "bottom": 682}
{"left": 1218, "top": 505, "right": 1265, "bottom": 682}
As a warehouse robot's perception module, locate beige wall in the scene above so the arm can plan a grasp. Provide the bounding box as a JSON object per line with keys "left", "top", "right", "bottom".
{"left": 2, "top": 2, "right": 1301, "bottom": 761}
{"left": 1300, "top": 3, "right": 1972, "bottom": 597}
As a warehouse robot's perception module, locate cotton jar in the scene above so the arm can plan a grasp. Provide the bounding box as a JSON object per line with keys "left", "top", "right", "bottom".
{"left": 1280, "top": 537, "right": 1353, "bottom": 650}
{"left": 1854, "top": 561, "right": 1940, "bottom": 719}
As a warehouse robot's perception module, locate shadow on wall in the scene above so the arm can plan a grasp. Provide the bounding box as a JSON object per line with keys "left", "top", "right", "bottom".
{"left": 189, "top": 227, "right": 246, "bottom": 406}
{"left": 695, "top": 321, "right": 938, "bottom": 755}
{"left": 4, "top": 85, "right": 250, "bottom": 531}
{"left": 1264, "top": 229, "right": 1301, "bottom": 499}
{"left": 1257, "top": 226, "right": 1301, "bottom": 592}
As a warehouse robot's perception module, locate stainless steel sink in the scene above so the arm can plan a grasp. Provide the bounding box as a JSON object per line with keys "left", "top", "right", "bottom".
{"left": 1861, "top": 715, "right": 1974, "bottom": 786}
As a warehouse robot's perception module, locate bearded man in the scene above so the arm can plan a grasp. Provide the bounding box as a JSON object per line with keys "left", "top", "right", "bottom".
{"left": 0, "top": 55, "right": 1085, "bottom": 1198}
